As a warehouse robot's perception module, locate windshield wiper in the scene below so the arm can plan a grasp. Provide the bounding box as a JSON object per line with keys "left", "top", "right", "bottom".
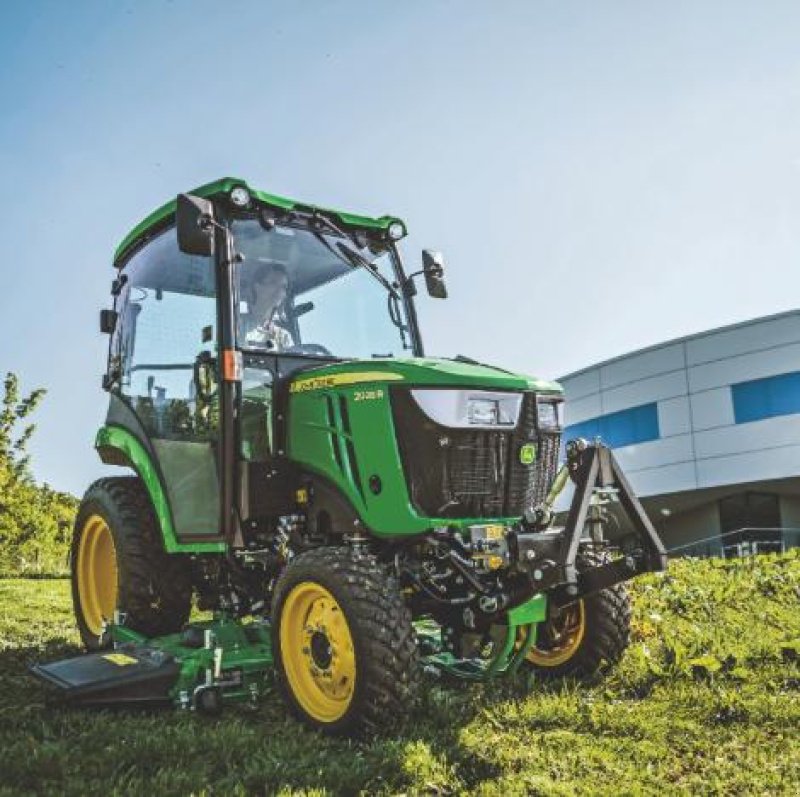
{"left": 336, "top": 242, "right": 404, "bottom": 296}
{"left": 309, "top": 217, "right": 411, "bottom": 350}
{"left": 309, "top": 216, "right": 399, "bottom": 298}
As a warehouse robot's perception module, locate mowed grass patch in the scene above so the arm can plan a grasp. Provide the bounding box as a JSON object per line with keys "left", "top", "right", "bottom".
{"left": 0, "top": 551, "right": 798, "bottom": 796}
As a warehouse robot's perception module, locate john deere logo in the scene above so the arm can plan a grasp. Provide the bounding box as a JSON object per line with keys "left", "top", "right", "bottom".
{"left": 519, "top": 443, "right": 536, "bottom": 465}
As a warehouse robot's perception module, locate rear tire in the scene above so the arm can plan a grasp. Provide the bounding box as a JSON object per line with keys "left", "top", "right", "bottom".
{"left": 523, "top": 549, "right": 632, "bottom": 678}
{"left": 272, "top": 547, "right": 419, "bottom": 736}
{"left": 71, "top": 476, "right": 192, "bottom": 650}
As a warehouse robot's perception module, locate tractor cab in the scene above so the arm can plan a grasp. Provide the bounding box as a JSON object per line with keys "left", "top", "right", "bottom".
{"left": 101, "top": 178, "right": 439, "bottom": 548}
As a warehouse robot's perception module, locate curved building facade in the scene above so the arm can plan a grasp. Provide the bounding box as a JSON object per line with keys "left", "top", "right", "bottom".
{"left": 558, "top": 309, "right": 800, "bottom": 556}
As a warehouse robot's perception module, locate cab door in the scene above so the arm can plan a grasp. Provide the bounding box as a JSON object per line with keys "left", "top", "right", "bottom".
{"left": 112, "top": 227, "right": 221, "bottom": 540}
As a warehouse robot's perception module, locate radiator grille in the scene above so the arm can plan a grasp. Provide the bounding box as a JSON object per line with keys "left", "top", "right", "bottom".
{"left": 391, "top": 390, "right": 561, "bottom": 519}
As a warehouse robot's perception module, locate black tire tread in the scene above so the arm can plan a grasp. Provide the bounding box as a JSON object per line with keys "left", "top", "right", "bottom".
{"left": 529, "top": 547, "right": 632, "bottom": 679}
{"left": 271, "top": 546, "right": 420, "bottom": 736}
{"left": 71, "top": 476, "right": 192, "bottom": 649}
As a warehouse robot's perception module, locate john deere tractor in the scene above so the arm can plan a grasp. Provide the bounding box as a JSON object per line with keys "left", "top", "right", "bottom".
{"left": 34, "top": 178, "right": 667, "bottom": 735}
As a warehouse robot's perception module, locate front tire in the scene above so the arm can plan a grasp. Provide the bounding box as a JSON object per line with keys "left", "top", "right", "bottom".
{"left": 272, "top": 547, "right": 419, "bottom": 736}
{"left": 71, "top": 477, "right": 192, "bottom": 650}
{"left": 522, "top": 549, "right": 632, "bottom": 678}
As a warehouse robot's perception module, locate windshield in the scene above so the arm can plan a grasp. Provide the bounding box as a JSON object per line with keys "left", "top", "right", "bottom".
{"left": 232, "top": 217, "right": 413, "bottom": 359}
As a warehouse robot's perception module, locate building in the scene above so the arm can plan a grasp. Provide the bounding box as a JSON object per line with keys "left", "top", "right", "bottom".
{"left": 558, "top": 309, "right": 800, "bottom": 556}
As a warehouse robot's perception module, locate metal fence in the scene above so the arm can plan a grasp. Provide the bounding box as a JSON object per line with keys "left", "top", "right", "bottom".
{"left": 667, "top": 528, "right": 800, "bottom": 559}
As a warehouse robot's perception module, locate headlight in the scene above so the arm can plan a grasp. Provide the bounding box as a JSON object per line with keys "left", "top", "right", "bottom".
{"left": 410, "top": 389, "right": 522, "bottom": 429}
{"left": 467, "top": 397, "right": 499, "bottom": 425}
{"left": 536, "top": 401, "right": 560, "bottom": 429}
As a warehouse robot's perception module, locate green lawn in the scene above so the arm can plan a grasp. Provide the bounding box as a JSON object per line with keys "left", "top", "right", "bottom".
{"left": 1, "top": 553, "right": 798, "bottom": 796}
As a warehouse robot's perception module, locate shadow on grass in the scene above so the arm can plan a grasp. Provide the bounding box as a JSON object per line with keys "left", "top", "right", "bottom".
{"left": 0, "top": 637, "right": 507, "bottom": 794}
{"left": 0, "top": 638, "right": 80, "bottom": 676}
{"left": 0, "top": 573, "right": 69, "bottom": 581}
{"left": 3, "top": 631, "right": 653, "bottom": 794}
{"left": 3, "top": 630, "right": 641, "bottom": 794}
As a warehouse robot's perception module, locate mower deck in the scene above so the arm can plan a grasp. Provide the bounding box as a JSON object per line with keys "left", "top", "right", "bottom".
{"left": 33, "top": 592, "right": 554, "bottom": 712}
{"left": 33, "top": 615, "right": 274, "bottom": 713}
{"left": 31, "top": 647, "right": 181, "bottom": 708}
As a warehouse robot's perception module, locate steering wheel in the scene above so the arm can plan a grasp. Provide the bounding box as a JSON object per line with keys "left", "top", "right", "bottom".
{"left": 283, "top": 343, "right": 333, "bottom": 357}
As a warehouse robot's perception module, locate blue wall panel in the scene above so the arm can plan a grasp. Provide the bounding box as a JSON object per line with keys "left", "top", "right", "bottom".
{"left": 732, "top": 371, "right": 800, "bottom": 424}
{"left": 564, "top": 402, "right": 660, "bottom": 449}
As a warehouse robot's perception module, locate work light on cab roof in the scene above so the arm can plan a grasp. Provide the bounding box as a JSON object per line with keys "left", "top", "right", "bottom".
{"left": 229, "top": 185, "right": 251, "bottom": 209}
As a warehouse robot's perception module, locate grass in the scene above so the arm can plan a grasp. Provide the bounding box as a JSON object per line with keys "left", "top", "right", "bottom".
{"left": 0, "top": 552, "right": 798, "bottom": 796}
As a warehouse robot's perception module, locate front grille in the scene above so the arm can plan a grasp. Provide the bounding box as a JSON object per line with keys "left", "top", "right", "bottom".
{"left": 391, "top": 389, "right": 562, "bottom": 519}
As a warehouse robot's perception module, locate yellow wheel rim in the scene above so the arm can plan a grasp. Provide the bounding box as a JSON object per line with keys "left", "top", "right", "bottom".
{"left": 279, "top": 582, "right": 356, "bottom": 723}
{"left": 524, "top": 600, "right": 586, "bottom": 667}
{"left": 76, "top": 514, "right": 119, "bottom": 636}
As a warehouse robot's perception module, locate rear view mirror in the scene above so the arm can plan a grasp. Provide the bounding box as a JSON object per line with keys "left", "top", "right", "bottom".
{"left": 422, "top": 250, "right": 448, "bottom": 299}
{"left": 294, "top": 301, "right": 315, "bottom": 318}
{"left": 177, "top": 193, "right": 216, "bottom": 257}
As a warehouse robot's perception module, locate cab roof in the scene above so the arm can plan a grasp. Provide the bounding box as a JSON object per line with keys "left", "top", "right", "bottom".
{"left": 113, "top": 177, "right": 405, "bottom": 267}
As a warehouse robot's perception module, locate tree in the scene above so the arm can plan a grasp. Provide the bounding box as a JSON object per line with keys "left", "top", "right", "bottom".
{"left": 0, "top": 373, "right": 76, "bottom": 575}
{"left": 0, "top": 372, "right": 46, "bottom": 482}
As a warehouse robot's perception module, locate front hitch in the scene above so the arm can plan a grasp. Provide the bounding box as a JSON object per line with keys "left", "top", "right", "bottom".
{"left": 509, "top": 440, "right": 667, "bottom": 607}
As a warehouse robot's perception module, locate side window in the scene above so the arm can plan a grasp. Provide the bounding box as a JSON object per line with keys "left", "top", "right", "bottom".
{"left": 240, "top": 366, "right": 274, "bottom": 462}
{"left": 113, "top": 228, "right": 217, "bottom": 440}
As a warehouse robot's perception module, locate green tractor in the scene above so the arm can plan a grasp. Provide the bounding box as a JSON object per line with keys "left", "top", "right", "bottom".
{"left": 35, "top": 178, "right": 667, "bottom": 735}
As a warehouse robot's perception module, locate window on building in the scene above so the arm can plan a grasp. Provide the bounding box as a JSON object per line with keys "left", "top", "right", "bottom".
{"left": 718, "top": 492, "right": 782, "bottom": 556}
{"left": 731, "top": 371, "right": 800, "bottom": 424}
{"left": 564, "top": 402, "right": 659, "bottom": 449}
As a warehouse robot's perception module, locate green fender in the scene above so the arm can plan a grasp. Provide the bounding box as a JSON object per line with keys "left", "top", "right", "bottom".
{"left": 95, "top": 425, "right": 226, "bottom": 554}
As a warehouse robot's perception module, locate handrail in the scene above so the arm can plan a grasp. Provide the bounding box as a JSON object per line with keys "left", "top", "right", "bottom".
{"left": 668, "top": 527, "right": 800, "bottom": 553}
{"left": 667, "top": 527, "right": 800, "bottom": 558}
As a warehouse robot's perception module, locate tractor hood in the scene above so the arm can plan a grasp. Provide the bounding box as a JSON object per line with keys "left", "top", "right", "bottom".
{"left": 288, "top": 357, "right": 563, "bottom": 395}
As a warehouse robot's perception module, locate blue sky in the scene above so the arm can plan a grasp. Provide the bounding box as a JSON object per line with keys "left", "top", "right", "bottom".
{"left": 2, "top": 1, "right": 800, "bottom": 494}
